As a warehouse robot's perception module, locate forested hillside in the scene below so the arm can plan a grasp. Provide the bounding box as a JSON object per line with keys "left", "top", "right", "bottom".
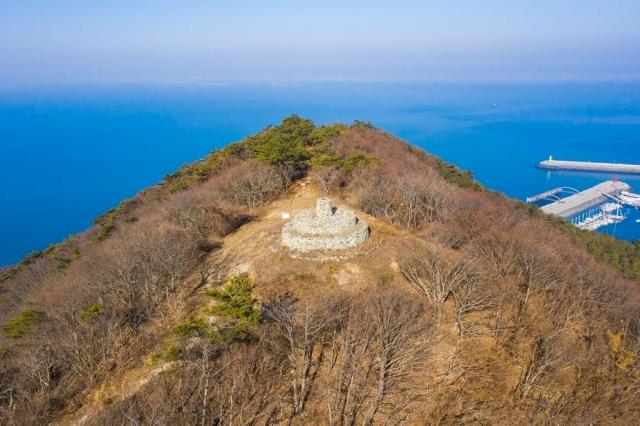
{"left": 2, "top": 116, "right": 640, "bottom": 425}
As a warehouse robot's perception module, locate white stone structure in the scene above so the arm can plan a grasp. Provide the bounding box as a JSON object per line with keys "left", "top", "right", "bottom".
{"left": 282, "top": 198, "right": 369, "bottom": 252}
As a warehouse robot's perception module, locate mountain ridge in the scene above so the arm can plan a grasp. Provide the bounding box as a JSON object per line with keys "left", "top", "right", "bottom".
{"left": 2, "top": 116, "right": 640, "bottom": 424}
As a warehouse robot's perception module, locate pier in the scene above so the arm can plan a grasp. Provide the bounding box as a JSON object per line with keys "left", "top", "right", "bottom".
{"left": 539, "top": 180, "right": 631, "bottom": 218}
{"left": 537, "top": 156, "right": 640, "bottom": 175}
{"left": 526, "top": 187, "right": 578, "bottom": 203}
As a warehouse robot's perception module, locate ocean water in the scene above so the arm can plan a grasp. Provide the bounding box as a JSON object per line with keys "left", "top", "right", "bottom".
{"left": 1, "top": 83, "right": 640, "bottom": 266}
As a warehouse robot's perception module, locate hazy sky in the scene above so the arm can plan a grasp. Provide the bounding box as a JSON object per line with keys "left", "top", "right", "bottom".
{"left": 1, "top": 0, "right": 639, "bottom": 84}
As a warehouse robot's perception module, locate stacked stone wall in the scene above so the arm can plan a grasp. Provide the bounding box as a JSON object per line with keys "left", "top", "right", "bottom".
{"left": 282, "top": 198, "right": 369, "bottom": 253}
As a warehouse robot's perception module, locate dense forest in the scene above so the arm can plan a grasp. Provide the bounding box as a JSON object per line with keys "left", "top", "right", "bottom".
{"left": 2, "top": 116, "right": 640, "bottom": 424}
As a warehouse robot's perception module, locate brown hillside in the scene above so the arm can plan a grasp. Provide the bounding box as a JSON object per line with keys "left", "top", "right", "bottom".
{"left": 2, "top": 117, "right": 640, "bottom": 425}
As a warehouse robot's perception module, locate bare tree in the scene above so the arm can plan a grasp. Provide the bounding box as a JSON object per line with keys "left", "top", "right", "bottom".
{"left": 170, "top": 203, "right": 215, "bottom": 244}
{"left": 47, "top": 303, "right": 121, "bottom": 385}
{"left": 21, "top": 342, "right": 57, "bottom": 396}
{"left": 395, "top": 175, "right": 450, "bottom": 228}
{"left": 222, "top": 162, "right": 283, "bottom": 209}
{"left": 357, "top": 171, "right": 397, "bottom": 223}
{"left": 401, "top": 247, "right": 476, "bottom": 321}
{"left": 356, "top": 170, "right": 452, "bottom": 230}
{"left": 263, "top": 295, "right": 346, "bottom": 421}
{"left": 193, "top": 260, "right": 225, "bottom": 293}
{"left": 96, "top": 227, "right": 199, "bottom": 325}
{"left": 312, "top": 166, "right": 346, "bottom": 195}
{"left": 361, "top": 290, "right": 430, "bottom": 425}
{"left": 516, "top": 243, "right": 562, "bottom": 316}
{"left": 323, "top": 288, "right": 431, "bottom": 426}
{"left": 472, "top": 235, "right": 522, "bottom": 280}
{"left": 166, "top": 191, "right": 248, "bottom": 249}
{"left": 205, "top": 340, "right": 288, "bottom": 425}
{"left": 515, "top": 334, "right": 566, "bottom": 400}
{"left": 453, "top": 277, "right": 493, "bottom": 337}
{"left": 325, "top": 300, "right": 377, "bottom": 426}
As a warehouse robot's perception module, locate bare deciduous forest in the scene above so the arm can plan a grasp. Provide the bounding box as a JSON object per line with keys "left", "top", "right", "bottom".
{"left": 2, "top": 116, "right": 640, "bottom": 424}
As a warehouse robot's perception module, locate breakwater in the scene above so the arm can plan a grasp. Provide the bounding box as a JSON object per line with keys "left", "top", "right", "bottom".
{"left": 538, "top": 157, "right": 640, "bottom": 174}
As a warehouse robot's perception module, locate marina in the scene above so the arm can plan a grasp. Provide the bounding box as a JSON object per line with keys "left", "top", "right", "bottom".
{"left": 528, "top": 180, "right": 640, "bottom": 232}
{"left": 617, "top": 192, "right": 640, "bottom": 207}
{"left": 571, "top": 203, "right": 626, "bottom": 231}
{"left": 537, "top": 180, "right": 631, "bottom": 218}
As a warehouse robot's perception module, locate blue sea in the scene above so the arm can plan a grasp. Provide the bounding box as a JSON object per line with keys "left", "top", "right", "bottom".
{"left": 1, "top": 82, "right": 640, "bottom": 266}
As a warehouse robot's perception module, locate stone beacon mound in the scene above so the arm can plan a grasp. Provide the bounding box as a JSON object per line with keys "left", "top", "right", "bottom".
{"left": 282, "top": 198, "right": 369, "bottom": 252}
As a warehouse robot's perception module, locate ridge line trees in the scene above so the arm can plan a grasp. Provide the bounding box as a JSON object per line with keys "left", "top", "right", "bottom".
{"left": 251, "top": 115, "right": 313, "bottom": 188}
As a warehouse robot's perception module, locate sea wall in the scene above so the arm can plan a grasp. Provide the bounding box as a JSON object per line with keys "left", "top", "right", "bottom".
{"left": 538, "top": 159, "right": 640, "bottom": 175}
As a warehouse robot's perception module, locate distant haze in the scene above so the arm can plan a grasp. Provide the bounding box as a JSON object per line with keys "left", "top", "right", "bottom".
{"left": 1, "top": 0, "right": 640, "bottom": 84}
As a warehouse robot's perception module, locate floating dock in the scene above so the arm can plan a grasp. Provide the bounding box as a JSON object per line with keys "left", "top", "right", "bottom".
{"left": 537, "top": 157, "right": 640, "bottom": 175}
{"left": 572, "top": 203, "right": 626, "bottom": 231}
{"left": 605, "top": 191, "right": 640, "bottom": 208}
{"left": 540, "top": 180, "right": 631, "bottom": 218}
